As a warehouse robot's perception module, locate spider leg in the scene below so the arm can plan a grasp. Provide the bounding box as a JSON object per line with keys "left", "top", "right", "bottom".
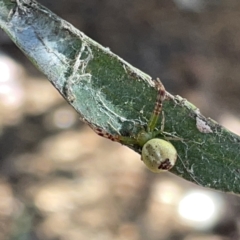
{"left": 80, "top": 116, "right": 139, "bottom": 145}
{"left": 161, "top": 111, "right": 165, "bottom": 132}
{"left": 147, "top": 78, "right": 166, "bottom": 132}
{"left": 80, "top": 117, "right": 120, "bottom": 142}
{"left": 88, "top": 121, "right": 138, "bottom": 144}
{"left": 92, "top": 124, "right": 138, "bottom": 145}
{"left": 93, "top": 127, "right": 120, "bottom": 142}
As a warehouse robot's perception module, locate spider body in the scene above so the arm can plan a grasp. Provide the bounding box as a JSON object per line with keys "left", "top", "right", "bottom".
{"left": 87, "top": 78, "right": 178, "bottom": 172}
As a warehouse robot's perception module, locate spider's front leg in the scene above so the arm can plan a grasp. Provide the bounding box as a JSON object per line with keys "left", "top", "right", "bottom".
{"left": 81, "top": 117, "right": 121, "bottom": 142}
{"left": 93, "top": 127, "right": 120, "bottom": 142}
{"left": 92, "top": 124, "right": 140, "bottom": 145}
{"left": 147, "top": 78, "right": 166, "bottom": 132}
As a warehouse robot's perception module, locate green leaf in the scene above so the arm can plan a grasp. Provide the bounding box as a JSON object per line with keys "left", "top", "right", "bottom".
{"left": 1, "top": 0, "right": 240, "bottom": 194}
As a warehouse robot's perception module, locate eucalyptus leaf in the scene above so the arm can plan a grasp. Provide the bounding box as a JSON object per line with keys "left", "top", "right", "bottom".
{"left": 1, "top": 0, "right": 240, "bottom": 194}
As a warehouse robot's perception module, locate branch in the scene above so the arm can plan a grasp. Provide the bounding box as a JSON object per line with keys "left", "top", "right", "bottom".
{"left": 1, "top": 0, "right": 240, "bottom": 194}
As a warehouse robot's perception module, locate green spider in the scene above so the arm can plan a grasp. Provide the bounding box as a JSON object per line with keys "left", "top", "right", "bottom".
{"left": 86, "top": 78, "right": 177, "bottom": 173}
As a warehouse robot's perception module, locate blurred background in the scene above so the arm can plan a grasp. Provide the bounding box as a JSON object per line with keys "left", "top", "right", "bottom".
{"left": 1, "top": 0, "right": 240, "bottom": 239}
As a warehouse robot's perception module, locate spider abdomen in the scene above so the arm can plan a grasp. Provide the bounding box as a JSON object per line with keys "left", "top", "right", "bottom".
{"left": 141, "top": 138, "right": 177, "bottom": 172}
